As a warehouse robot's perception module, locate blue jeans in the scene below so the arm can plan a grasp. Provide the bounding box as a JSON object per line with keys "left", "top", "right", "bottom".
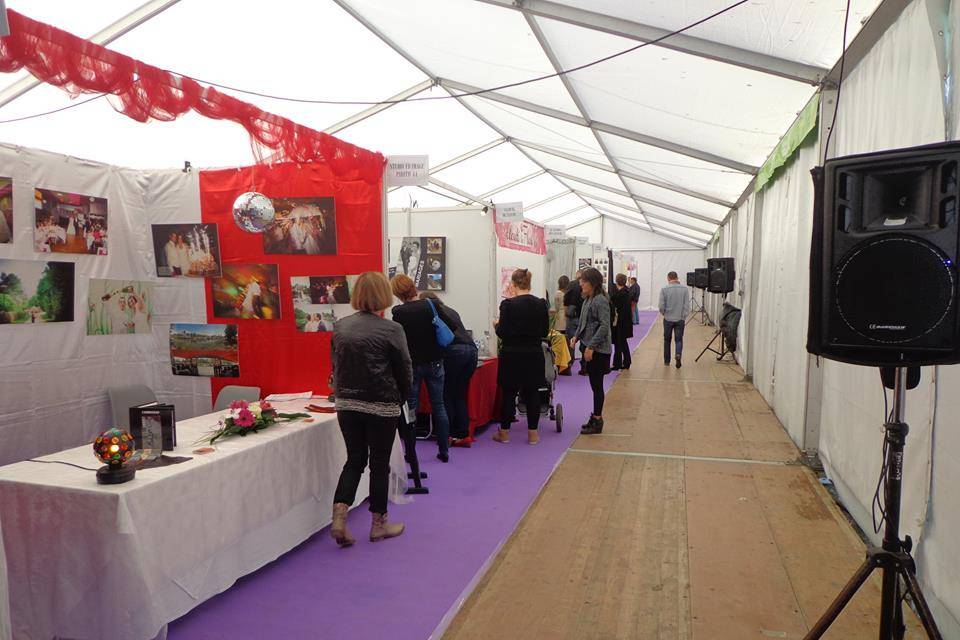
{"left": 663, "top": 319, "right": 685, "bottom": 361}
{"left": 443, "top": 343, "right": 478, "bottom": 439}
{"left": 409, "top": 360, "right": 450, "bottom": 455}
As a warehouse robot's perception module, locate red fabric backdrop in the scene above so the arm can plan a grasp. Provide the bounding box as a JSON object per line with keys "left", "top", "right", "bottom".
{"left": 200, "top": 162, "right": 383, "bottom": 404}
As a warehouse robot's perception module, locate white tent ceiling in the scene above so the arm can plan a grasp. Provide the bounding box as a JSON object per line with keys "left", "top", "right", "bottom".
{"left": 0, "top": 0, "right": 884, "bottom": 247}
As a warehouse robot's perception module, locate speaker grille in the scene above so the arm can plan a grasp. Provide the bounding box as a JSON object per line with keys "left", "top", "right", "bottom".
{"left": 835, "top": 236, "right": 954, "bottom": 344}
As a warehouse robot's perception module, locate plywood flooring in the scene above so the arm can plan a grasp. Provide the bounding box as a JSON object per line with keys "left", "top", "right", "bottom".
{"left": 443, "top": 319, "right": 922, "bottom": 640}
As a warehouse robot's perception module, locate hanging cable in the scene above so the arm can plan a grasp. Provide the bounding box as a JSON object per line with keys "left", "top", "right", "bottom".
{"left": 822, "top": 0, "right": 853, "bottom": 160}
{"left": 0, "top": 93, "right": 106, "bottom": 124}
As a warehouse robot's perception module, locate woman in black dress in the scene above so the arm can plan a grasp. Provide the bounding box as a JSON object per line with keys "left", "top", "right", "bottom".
{"left": 493, "top": 268, "right": 549, "bottom": 445}
{"left": 610, "top": 273, "right": 634, "bottom": 370}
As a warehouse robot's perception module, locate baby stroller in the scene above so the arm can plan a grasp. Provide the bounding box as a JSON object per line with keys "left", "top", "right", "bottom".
{"left": 517, "top": 339, "right": 563, "bottom": 432}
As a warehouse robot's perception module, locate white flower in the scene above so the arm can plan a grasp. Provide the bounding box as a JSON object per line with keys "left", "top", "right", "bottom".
{"left": 248, "top": 402, "right": 262, "bottom": 419}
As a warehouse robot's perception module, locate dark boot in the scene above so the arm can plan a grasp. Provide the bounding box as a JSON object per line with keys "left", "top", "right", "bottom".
{"left": 675, "top": 355, "right": 682, "bottom": 369}
{"left": 580, "top": 416, "right": 604, "bottom": 434}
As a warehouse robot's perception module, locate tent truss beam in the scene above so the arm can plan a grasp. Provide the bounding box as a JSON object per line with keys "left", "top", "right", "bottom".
{"left": 324, "top": 79, "right": 434, "bottom": 134}
{"left": 511, "top": 137, "right": 736, "bottom": 208}
{"left": 473, "top": 0, "right": 826, "bottom": 85}
{"left": 591, "top": 202, "right": 714, "bottom": 237}
{"left": 525, "top": 189, "right": 573, "bottom": 211}
{"left": 438, "top": 78, "right": 758, "bottom": 174}
{"left": 539, "top": 203, "right": 591, "bottom": 223}
{"left": 427, "top": 177, "right": 492, "bottom": 208}
{"left": 478, "top": 170, "right": 546, "bottom": 199}
{"left": 0, "top": 0, "right": 184, "bottom": 109}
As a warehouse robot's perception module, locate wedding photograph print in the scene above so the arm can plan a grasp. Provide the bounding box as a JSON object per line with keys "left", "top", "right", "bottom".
{"left": 0, "top": 177, "right": 11, "bottom": 244}
{"left": 0, "top": 259, "right": 75, "bottom": 324}
{"left": 87, "top": 279, "right": 153, "bottom": 335}
{"left": 212, "top": 264, "right": 281, "bottom": 320}
{"left": 291, "top": 275, "right": 356, "bottom": 332}
{"left": 169, "top": 323, "right": 240, "bottom": 377}
{"left": 263, "top": 197, "right": 336, "bottom": 255}
{"left": 151, "top": 223, "right": 222, "bottom": 278}
{"left": 33, "top": 188, "right": 108, "bottom": 255}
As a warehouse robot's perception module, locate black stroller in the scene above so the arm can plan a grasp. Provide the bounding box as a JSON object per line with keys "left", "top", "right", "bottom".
{"left": 517, "top": 339, "right": 563, "bottom": 432}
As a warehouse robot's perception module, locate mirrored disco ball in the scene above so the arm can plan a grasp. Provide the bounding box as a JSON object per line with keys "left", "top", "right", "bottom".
{"left": 232, "top": 192, "right": 275, "bottom": 233}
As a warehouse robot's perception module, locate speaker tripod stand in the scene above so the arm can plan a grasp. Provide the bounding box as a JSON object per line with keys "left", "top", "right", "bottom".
{"left": 686, "top": 288, "right": 707, "bottom": 325}
{"left": 804, "top": 367, "right": 941, "bottom": 640}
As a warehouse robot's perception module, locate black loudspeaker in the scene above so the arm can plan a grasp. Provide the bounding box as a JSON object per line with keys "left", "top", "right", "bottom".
{"left": 707, "top": 257, "right": 735, "bottom": 294}
{"left": 694, "top": 268, "right": 709, "bottom": 289}
{"left": 808, "top": 142, "right": 960, "bottom": 366}
{"left": 686, "top": 272, "right": 696, "bottom": 287}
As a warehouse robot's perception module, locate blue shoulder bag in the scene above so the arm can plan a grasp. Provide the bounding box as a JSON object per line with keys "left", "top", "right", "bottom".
{"left": 427, "top": 299, "right": 455, "bottom": 347}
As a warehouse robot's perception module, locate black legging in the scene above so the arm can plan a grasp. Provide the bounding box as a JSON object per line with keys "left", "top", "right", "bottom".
{"left": 500, "top": 384, "right": 541, "bottom": 430}
{"left": 333, "top": 410, "right": 396, "bottom": 514}
{"left": 586, "top": 353, "right": 610, "bottom": 416}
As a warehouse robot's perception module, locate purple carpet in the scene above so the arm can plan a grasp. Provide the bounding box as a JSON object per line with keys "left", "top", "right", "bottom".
{"left": 169, "top": 312, "right": 658, "bottom": 640}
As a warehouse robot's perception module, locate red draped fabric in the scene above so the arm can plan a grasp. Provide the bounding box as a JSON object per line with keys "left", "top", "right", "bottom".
{"left": 0, "top": 10, "right": 385, "bottom": 183}
{"left": 200, "top": 162, "right": 384, "bottom": 403}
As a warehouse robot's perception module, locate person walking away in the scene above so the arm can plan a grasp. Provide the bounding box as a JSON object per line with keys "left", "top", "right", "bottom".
{"left": 611, "top": 273, "right": 633, "bottom": 370}
{"left": 628, "top": 277, "right": 641, "bottom": 325}
{"left": 659, "top": 271, "right": 690, "bottom": 369}
{"left": 572, "top": 267, "right": 612, "bottom": 434}
{"left": 493, "top": 268, "right": 549, "bottom": 445}
{"left": 419, "top": 292, "right": 478, "bottom": 447}
{"left": 563, "top": 270, "right": 585, "bottom": 375}
{"left": 553, "top": 276, "right": 570, "bottom": 375}
{"left": 391, "top": 274, "right": 455, "bottom": 462}
{"left": 330, "top": 271, "right": 411, "bottom": 546}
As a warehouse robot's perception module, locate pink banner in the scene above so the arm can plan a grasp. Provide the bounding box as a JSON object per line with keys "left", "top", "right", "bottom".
{"left": 494, "top": 215, "right": 546, "bottom": 255}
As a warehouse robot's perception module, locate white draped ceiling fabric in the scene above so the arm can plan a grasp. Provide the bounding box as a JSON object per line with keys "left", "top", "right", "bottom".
{"left": 0, "top": 0, "right": 884, "bottom": 248}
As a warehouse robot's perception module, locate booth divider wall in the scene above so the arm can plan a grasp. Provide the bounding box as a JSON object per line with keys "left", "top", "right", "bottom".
{"left": 707, "top": 0, "right": 960, "bottom": 633}
{"left": 622, "top": 249, "right": 705, "bottom": 312}
{"left": 0, "top": 145, "right": 211, "bottom": 466}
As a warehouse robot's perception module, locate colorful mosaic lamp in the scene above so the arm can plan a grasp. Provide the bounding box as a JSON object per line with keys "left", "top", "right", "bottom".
{"left": 93, "top": 428, "right": 136, "bottom": 485}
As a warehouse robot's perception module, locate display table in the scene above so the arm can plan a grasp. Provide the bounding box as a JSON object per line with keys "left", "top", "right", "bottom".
{"left": 418, "top": 357, "right": 500, "bottom": 441}
{"left": 0, "top": 401, "right": 407, "bottom": 640}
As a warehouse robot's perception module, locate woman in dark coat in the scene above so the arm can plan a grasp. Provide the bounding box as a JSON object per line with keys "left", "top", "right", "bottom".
{"left": 611, "top": 273, "right": 634, "bottom": 370}
{"left": 493, "top": 268, "right": 549, "bottom": 446}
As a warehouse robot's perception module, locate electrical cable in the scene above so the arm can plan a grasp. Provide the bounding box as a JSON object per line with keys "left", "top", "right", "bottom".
{"left": 0, "top": 93, "right": 106, "bottom": 124}
{"left": 27, "top": 458, "right": 99, "bottom": 471}
{"left": 822, "top": 0, "right": 852, "bottom": 160}
{"left": 872, "top": 370, "right": 891, "bottom": 534}
{"left": 164, "top": 0, "right": 751, "bottom": 107}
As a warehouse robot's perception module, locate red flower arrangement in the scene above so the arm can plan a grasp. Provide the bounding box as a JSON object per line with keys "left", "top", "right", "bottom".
{"left": 203, "top": 400, "right": 308, "bottom": 444}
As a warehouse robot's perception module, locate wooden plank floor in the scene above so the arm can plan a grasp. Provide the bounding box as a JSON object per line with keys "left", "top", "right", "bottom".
{"left": 443, "top": 319, "right": 922, "bottom": 640}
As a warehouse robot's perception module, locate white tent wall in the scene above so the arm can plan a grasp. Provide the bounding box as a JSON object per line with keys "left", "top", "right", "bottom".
{"left": 708, "top": 0, "right": 960, "bottom": 633}
{"left": 387, "top": 207, "right": 496, "bottom": 339}
{"left": 546, "top": 238, "right": 576, "bottom": 302}
{"left": 748, "top": 137, "right": 818, "bottom": 447}
{"left": 622, "top": 249, "right": 705, "bottom": 311}
{"left": 0, "top": 144, "right": 210, "bottom": 466}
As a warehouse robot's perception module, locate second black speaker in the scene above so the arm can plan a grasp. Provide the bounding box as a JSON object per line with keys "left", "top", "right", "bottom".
{"left": 707, "top": 257, "right": 735, "bottom": 294}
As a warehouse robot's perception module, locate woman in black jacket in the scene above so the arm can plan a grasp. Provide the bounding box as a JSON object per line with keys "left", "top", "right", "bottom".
{"left": 330, "top": 271, "right": 411, "bottom": 546}
{"left": 493, "top": 268, "right": 549, "bottom": 445}
{"left": 390, "top": 274, "right": 455, "bottom": 462}
{"left": 610, "top": 273, "right": 634, "bottom": 370}
{"left": 420, "top": 292, "right": 478, "bottom": 446}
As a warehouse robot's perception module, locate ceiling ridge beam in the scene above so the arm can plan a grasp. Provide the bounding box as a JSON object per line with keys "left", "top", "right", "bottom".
{"left": 325, "top": 79, "right": 433, "bottom": 134}
{"left": 478, "top": 170, "right": 546, "bottom": 199}
{"left": 524, "top": 14, "right": 652, "bottom": 228}
{"left": 473, "top": 0, "right": 825, "bottom": 85}
{"left": 0, "top": 0, "right": 184, "bottom": 109}
{"left": 438, "top": 78, "right": 757, "bottom": 173}
{"left": 512, "top": 137, "right": 736, "bottom": 208}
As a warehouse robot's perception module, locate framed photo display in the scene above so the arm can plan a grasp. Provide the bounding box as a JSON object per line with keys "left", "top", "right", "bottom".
{"left": 130, "top": 403, "right": 176, "bottom": 456}
{"left": 390, "top": 236, "right": 446, "bottom": 291}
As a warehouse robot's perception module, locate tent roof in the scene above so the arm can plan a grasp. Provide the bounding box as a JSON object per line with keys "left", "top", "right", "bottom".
{"left": 0, "top": 0, "right": 885, "bottom": 247}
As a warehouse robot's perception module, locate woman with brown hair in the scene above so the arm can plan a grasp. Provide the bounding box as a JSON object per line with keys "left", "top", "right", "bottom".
{"left": 330, "top": 271, "right": 411, "bottom": 546}
{"left": 572, "top": 267, "right": 612, "bottom": 434}
{"left": 493, "top": 268, "right": 549, "bottom": 445}
{"left": 390, "top": 273, "right": 455, "bottom": 462}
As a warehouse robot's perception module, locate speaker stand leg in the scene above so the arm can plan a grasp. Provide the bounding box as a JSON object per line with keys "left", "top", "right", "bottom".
{"left": 695, "top": 328, "right": 725, "bottom": 363}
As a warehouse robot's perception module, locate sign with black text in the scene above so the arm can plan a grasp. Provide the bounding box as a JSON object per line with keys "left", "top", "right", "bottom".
{"left": 386, "top": 155, "right": 429, "bottom": 187}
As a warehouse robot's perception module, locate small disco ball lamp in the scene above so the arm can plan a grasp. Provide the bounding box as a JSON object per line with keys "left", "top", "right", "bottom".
{"left": 93, "top": 428, "right": 136, "bottom": 485}
{"left": 232, "top": 192, "right": 275, "bottom": 233}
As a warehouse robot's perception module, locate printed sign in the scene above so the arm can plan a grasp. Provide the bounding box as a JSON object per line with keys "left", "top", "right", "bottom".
{"left": 494, "top": 214, "right": 546, "bottom": 255}
{"left": 495, "top": 202, "right": 523, "bottom": 223}
{"left": 545, "top": 225, "right": 566, "bottom": 241}
{"left": 576, "top": 236, "right": 589, "bottom": 246}
{"left": 385, "top": 155, "right": 429, "bottom": 187}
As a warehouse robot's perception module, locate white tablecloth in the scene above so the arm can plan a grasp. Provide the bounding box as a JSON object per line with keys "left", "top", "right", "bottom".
{"left": 0, "top": 402, "right": 408, "bottom": 640}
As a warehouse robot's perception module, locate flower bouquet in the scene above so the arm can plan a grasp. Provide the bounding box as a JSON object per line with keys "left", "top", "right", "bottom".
{"left": 203, "top": 400, "right": 310, "bottom": 445}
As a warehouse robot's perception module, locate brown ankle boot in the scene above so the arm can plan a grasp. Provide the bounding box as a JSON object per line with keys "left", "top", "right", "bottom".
{"left": 331, "top": 503, "right": 355, "bottom": 547}
{"left": 370, "top": 512, "right": 404, "bottom": 542}
{"left": 492, "top": 428, "right": 510, "bottom": 443}
{"left": 527, "top": 429, "right": 540, "bottom": 445}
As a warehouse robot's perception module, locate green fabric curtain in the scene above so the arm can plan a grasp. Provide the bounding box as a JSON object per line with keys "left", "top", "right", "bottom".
{"left": 755, "top": 93, "right": 821, "bottom": 192}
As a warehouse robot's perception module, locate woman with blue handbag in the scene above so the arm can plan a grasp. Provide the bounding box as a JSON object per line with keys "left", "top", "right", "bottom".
{"left": 493, "top": 268, "right": 549, "bottom": 445}
{"left": 390, "top": 273, "right": 455, "bottom": 462}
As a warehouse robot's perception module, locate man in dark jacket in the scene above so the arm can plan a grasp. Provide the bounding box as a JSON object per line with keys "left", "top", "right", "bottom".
{"left": 628, "top": 277, "right": 641, "bottom": 325}
{"left": 563, "top": 270, "right": 586, "bottom": 374}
